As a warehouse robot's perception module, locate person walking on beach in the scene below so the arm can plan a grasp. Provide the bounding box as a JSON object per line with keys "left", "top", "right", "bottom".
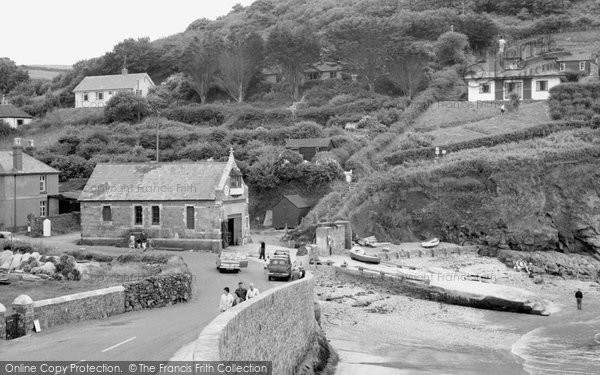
{"left": 259, "top": 241, "right": 266, "bottom": 260}
{"left": 220, "top": 287, "right": 234, "bottom": 312}
{"left": 575, "top": 289, "right": 583, "bottom": 310}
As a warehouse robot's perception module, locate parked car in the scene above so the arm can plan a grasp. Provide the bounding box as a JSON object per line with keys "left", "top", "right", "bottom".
{"left": 216, "top": 249, "right": 248, "bottom": 273}
{"left": 267, "top": 249, "right": 305, "bottom": 281}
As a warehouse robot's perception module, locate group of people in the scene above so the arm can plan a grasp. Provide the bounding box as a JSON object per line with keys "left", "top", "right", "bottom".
{"left": 129, "top": 232, "right": 151, "bottom": 251}
{"left": 220, "top": 282, "right": 260, "bottom": 312}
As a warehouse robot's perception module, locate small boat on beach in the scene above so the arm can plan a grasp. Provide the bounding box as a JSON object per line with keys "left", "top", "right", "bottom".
{"left": 421, "top": 238, "right": 440, "bottom": 248}
{"left": 349, "top": 246, "right": 381, "bottom": 264}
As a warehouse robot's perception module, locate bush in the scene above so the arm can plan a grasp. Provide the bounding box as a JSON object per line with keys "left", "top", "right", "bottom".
{"left": 0, "top": 119, "right": 19, "bottom": 138}
{"left": 104, "top": 91, "right": 151, "bottom": 123}
{"left": 163, "top": 104, "right": 225, "bottom": 125}
{"left": 64, "top": 250, "right": 113, "bottom": 262}
{"left": 549, "top": 83, "right": 600, "bottom": 121}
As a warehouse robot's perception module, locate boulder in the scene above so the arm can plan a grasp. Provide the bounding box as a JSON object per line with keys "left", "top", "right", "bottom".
{"left": 0, "top": 250, "right": 13, "bottom": 269}
{"left": 29, "top": 252, "right": 41, "bottom": 261}
{"left": 31, "top": 262, "right": 56, "bottom": 275}
{"left": 19, "top": 253, "right": 31, "bottom": 268}
{"left": 8, "top": 253, "right": 23, "bottom": 271}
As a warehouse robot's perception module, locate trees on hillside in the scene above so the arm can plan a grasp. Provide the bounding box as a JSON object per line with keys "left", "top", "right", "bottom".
{"left": 214, "top": 32, "right": 264, "bottom": 103}
{"left": 386, "top": 42, "right": 431, "bottom": 98}
{"left": 181, "top": 33, "right": 221, "bottom": 103}
{"left": 434, "top": 31, "right": 469, "bottom": 66}
{"left": 266, "top": 25, "right": 320, "bottom": 101}
{"left": 325, "top": 17, "right": 397, "bottom": 91}
{"left": 0, "top": 58, "right": 29, "bottom": 94}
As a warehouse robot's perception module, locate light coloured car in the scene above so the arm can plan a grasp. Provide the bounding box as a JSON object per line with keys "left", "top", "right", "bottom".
{"left": 216, "top": 249, "right": 248, "bottom": 273}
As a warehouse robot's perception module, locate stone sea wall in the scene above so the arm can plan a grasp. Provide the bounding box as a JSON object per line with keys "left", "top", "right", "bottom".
{"left": 173, "top": 273, "right": 322, "bottom": 375}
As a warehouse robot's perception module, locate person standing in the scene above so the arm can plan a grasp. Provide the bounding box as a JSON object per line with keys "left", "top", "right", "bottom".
{"left": 246, "top": 283, "right": 260, "bottom": 300}
{"left": 498, "top": 35, "right": 506, "bottom": 54}
{"left": 259, "top": 241, "right": 266, "bottom": 260}
{"left": 220, "top": 287, "right": 234, "bottom": 312}
{"left": 575, "top": 289, "right": 583, "bottom": 310}
{"left": 235, "top": 282, "right": 248, "bottom": 304}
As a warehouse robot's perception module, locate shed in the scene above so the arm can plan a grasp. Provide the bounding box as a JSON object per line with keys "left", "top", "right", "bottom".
{"left": 272, "top": 195, "right": 315, "bottom": 229}
{"left": 284, "top": 138, "right": 334, "bottom": 161}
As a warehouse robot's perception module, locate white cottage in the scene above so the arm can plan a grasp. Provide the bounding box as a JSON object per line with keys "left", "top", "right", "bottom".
{"left": 0, "top": 103, "right": 32, "bottom": 128}
{"left": 72, "top": 68, "right": 155, "bottom": 108}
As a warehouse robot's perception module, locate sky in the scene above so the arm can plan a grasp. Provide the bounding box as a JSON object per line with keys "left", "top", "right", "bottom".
{"left": 2, "top": 0, "right": 256, "bottom": 66}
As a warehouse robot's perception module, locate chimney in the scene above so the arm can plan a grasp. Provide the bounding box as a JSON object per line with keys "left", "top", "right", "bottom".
{"left": 122, "top": 67, "right": 128, "bottom": 75}
{"left": 13, "top": 138, "right": 23, "bottom": 171}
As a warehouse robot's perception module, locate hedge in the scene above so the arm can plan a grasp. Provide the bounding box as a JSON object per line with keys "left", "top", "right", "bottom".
{"left": 163, "top": 105, "right": 225, "bottom": 125}
{"left": 385, "top": 120, "right": 593, "bottom": 165}
{"left": 549, "top": 82, "right": 600, "bottom": 121}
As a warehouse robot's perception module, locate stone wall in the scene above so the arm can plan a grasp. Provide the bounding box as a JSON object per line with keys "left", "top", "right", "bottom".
{"left": 173, "top": 273, "right": 319, "bottom": 375}
{"left": 1, "top": 273, "right": 192, "bottom": 339}
{"left": 33, "top": 286, "right": 125, "bottom": 330}
{"left": 32, "top": 212, "right": 81, "bottom": 236}
{"left": 123, "top": 274, "right": 192, "bottom": 311}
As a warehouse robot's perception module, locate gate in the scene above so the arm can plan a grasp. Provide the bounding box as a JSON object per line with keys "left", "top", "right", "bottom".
{"left": 5, "top": 313, "right": 20, "bottom": 340}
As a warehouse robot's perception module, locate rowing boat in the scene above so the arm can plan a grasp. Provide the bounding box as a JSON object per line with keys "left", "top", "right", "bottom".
{"left": 421, "top": 238, "right": 440, "bottom": 248}
{"left": 350, "top": 246, "right": 381, "bottom": 264}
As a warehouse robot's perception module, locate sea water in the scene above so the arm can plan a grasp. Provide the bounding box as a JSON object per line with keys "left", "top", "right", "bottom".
{"left": 512, "top": 316, "right": 600, "bottom": 374}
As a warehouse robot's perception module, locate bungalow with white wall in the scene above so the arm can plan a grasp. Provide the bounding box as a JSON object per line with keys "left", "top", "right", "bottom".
{"left": 72, "top": 68, "right": 155, "bottom": 108}
{"left": 465, "top": 64, "right": 565, "bottom": 102}
{"left": 0, "top": 102, "right": 32, "bottom": 128}
{"left": 303, "top": 62, "right": 343, "bottom": 81}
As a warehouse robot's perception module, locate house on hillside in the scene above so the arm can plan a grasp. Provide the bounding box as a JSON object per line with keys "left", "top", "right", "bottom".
{"left": 0, "top": 102, "right": 33, "bottom": 128}
{"left": 262, "top": 67, "right": 280, "bottom": 83}
{"left": 78, "top": 149, "right": 249, "bottom": 251}
{"left": 466, "top": 68, "right": 565, "bottom": 102}
{"left": 72, "top": 68, "right": 155, "bottom": 108}
{"left": 272, "top": 194, "right": 315, "bottom": 229}
{"left": 285, "top": 138, "right": 334, "bottom": 161}
{"left": 303, "top": 62, "right": 343, "bottom": 81}
{"left": 556, "top": 53, "right": 598, "bottom": 77}
{"left": 0, "top": 138, "right": 59, "bottom": 231}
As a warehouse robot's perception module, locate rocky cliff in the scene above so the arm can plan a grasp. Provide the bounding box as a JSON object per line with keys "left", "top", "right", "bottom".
{"left": 336, "top": 130, "right": 600, "bottom": 260}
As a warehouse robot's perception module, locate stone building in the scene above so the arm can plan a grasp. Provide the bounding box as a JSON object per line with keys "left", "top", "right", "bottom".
{"left": 79, "top": 150, "right": 249, "bottom": 250}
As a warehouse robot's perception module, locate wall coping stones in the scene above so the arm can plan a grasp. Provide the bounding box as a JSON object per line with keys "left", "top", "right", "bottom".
{"left": 12, "top": 295, "right": 33, "bottom": 305}
{"left": 33, "top": 286, "right": 125, "bottom": 308}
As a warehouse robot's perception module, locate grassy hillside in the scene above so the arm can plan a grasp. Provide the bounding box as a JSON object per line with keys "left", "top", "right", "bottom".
{"left": 22, "top": 65, "right": 72, "bottom": 81}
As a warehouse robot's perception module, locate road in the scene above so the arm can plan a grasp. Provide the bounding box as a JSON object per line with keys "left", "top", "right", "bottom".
{"left": 0, "top": 248, "right": 277, "bottom": 361}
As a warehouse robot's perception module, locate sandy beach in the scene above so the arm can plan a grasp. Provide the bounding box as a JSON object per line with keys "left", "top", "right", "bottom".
{"left": 312, "top": 252, "right": 600, "bottom": 375}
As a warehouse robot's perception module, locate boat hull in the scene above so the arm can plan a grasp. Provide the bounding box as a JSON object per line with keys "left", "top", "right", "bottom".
{"left": 350, "top": 251, "right": 381, "bottom": 264}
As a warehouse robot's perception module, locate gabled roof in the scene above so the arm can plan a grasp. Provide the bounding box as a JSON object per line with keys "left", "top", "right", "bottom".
{"left": 79, "top": 161, "right": 232, "bottom": 201}
{"left": 72, "top": 73, "right": 153, "bottom": 92}
{"left": 0, "top": 104, "right": 32, "bottom": 119}
{"left": 282, "top": 194, "right": 314, "bottom": 209}
{"left": 285, "top": 138, "right": 333, "bottom": 148}
{"left": 556, "top": 53, "right": 594, "bottom": 62}
{"left": 0, "top": 151, "right": 59, "bottom": 175}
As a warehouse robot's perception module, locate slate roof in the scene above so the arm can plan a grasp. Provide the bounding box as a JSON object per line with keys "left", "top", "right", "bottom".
{"left": 556, "top": 53, "right": 594, "bottom": 62}
{"left": 72, "top": 73, "right": 153, "bottom": 92}
{"left": 0, "top": 151, "right": 59, "bottom": 175}
{"left": 285, "top": 138, "right": 333, "bottom": 148}
{"left": 79, "top": 162, "right": 229, "bottom": 201}
{"left": 283, "top": 195, "right": 314, "bottom": 209}
{"left": 0, "top": 104, "right": 32, "bottom": 118}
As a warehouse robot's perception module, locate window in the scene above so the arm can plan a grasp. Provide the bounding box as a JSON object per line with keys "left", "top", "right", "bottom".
{"left": 579, "top": 61, "right": 586, "bottom": 71}
{"left": 40, "top": 175, "right": 46, "bottom": 192}
{"left": 152, "top": 206, "right": 160, "bottom": 225}
{"left": 102, "top": 206, "right": 112, "bottom": 222}
{"left": 109, "top": 91, "right": 113, "bottom": 95}
{"left": 40, "top": 201, "right": 47, "bottom": 217}
{"left": 231, "top": 175, "right": 243, "bottom": 189}
{"left": 307, "top": 72, "right": 319, "bottom": 80}
{"left": 536, "top": 80, "right": 548, "bottom": 92}
{"left": 17, "top": 119, "right": 23, "bottom": 126}
{"left": 479, "top": 83, "right": 490, "bottom": 93}
{"left": 559, "top": 63, "right": 566, "bottom": 71}
{"left": 186, "top": 206, "right": 195, "bottom": 229}
{"left": 134, "top": 206, "right": 143, "bottom": 225}
{"left": 83, "top": 93, "right": 89, "bottom": 101}
{"left": 135, "top": 89, "right": 142, "bottom": 95}
{"left": 504, "top": 81, "right": 523, "bottom": 100}
{"left": 329, "top": 71, "right": 337, "bottom": 79}
{"left": 98, "top": 92, "right": 104, "bottom": 100}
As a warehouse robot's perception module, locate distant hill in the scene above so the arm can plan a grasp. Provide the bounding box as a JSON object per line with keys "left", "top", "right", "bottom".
{"left": 21, "top": 64, "right": 72, "bottom": 81}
